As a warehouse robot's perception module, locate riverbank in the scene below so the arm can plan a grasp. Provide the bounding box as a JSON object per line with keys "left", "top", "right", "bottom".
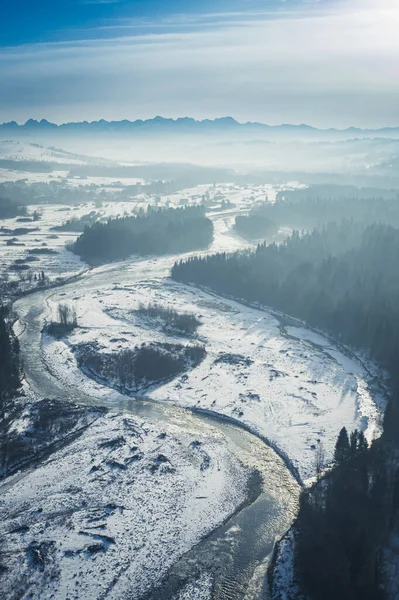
{"left": 10, "top": 276, "right": 300, "bottom": 599}
{"left": 0, "top": 408, "right": 255, "bottom": 600}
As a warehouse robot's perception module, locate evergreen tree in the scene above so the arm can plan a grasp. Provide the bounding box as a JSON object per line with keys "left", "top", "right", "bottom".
{"left": 350, "top": 429, "right": 359, "bottom": 458}
{"left": 357, "top": 431, "right": 368, "bottom": 456}
{"left": 334, "top": 427, "right": 350, "bottom": 465}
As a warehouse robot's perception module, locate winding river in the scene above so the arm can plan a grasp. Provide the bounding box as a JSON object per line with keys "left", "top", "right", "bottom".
{"left": 11, "top": 213, "right": 324, "bottom": 598}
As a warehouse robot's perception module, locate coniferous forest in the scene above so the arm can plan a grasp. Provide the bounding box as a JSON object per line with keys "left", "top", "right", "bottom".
{"left": 257, "top": 189, "right": 399, "bottom": 230}
{"left": 0, "top": 305, "right": 21, "bottom": 406}
{"left": 0, "top": 304, "right": 22, "bottom": 475}
{"left": 172, "top": 220, "right": 399, "bottom": 404}
{"left": 0, "top": 197, "right": 27, "bottom": 219}
{"left": 172, "top": 212, "right": 399, "bottom": 599}
{"left": 72, "top": 205, "right": 213, "bottom": 264}
{"left": 234, "top": 199, "right": 279, "bottom": 240}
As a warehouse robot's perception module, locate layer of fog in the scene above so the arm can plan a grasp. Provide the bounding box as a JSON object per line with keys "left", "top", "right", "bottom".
{"left": 2, "top": 130, "right": 399, "bottom": 181}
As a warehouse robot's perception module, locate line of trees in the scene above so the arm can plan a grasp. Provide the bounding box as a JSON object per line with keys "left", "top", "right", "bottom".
{"left": 72, "top": 205, "right": 213, "bottom": 264}
{"left": 0, "top": 304, "right": 22, "bottom": 477}
{"left": 0, "top": 197, "right": 27, "bottom": 219}
{"left": 172, "top": 221, "right": 399, "bottom": 425}
{"left": 0, "top": 305, "right": 21, "bottom": 405}
{"left": 51, "top": 211, "right": 100, "bottom": 232}
{"left": 263, "top": 188, "right": 399, "bottom": 231}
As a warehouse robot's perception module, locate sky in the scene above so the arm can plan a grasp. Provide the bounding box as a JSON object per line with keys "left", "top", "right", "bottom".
{"left": 1, "top": 0, "right": 399, "bottom": 128}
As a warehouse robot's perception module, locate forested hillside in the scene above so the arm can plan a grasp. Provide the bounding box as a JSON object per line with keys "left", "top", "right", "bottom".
{"left": 295, "top": 426, "right": 390, "bottom": 600}
{"left": 0, "top": 304, "right": 22, "bottom": 476}
{"left": 72, "top": 205, "right": 213, "bottom": 264}
{"left": 0, "top": 305, "right": 21, "bottom": 403}
{"left": 172, "top": 218, "right": 399, "bottom": 598}
{"left": 261, "top": 187, "right": 399, "bottom": 230}
{"left": 172, "top": 220, "right": 399, "bottom": 407}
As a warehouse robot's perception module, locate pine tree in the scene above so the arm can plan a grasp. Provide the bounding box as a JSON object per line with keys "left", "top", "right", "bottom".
{"left": 357, "top": 430, "right": 368, "bottom": 456}
{"left": 334, "top": 427, "right": 350, "bottom": 465}
{"left": 350, "top": 429, "right": 359, "bottom": 458}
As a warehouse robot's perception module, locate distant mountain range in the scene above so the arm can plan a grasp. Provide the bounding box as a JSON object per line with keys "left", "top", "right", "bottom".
{"left": 1, "top": 117, "right": 399, "bottom": 138}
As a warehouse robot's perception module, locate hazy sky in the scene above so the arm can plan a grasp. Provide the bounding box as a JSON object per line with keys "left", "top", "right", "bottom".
{"left": 1, "top": 0, "right": 399, "bottom": 127}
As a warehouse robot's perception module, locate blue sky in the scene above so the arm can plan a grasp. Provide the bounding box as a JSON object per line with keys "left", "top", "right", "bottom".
{"left": 1, "top": 0, "right": 399, "bottom": 127}
{"left": 1, "top": 1, "right": 198, "bottom": 45}
{"left": 1, "top": 0, "right": 305, "bottom": 46}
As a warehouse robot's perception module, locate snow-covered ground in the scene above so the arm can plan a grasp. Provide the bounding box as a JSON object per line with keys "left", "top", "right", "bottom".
{"left": 0, "top": 410, "right": 249, "bottom": 600}
{"left": 42, "top": 249, "right": 385, "bottom": 485}
{"left": 0, "top": 140, "right": 87, "bottom": 165}
{"left": 0, "top": 179, "right": 278, "bottom": 280}
{"left": 0, "top": 203, "right": 87, "bottom": 279}
{"left": 4, "top": 161, "right": 386, "bottom": 596}
{"left": 269, "top": 529, "right": 301, "bottom": 600}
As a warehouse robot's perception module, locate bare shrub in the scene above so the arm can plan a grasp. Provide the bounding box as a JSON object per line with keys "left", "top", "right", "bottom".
{"left": 57, "top": 303, "right": 77, "bottom": 327}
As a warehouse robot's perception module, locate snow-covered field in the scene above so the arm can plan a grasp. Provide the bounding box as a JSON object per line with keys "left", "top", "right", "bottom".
{"left": 0, "top": 204, "right": 86, "bottom": 279}
{"left": 0, "top": 140, "right": 85, "bottom": 165}
{"left": 0, "top": 410, "right": 249, "bottom": 600}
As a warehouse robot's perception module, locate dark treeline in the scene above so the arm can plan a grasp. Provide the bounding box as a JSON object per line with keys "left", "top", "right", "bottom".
{"left": 0, "top": 305, "right": 21, "bottom": 404}
{"left": 234, "top": 212, "right": 278, "bottom": 240}
{"left": 0, "top": 159, "right": 54, "bottom": 173}
{"left": 72, "top": 205, "right": 213, "bottom": 264}
{"left": 277, "top": 184, "right": 399, "bottom": 202}
{"left": 0, "top": 180, "right": 105, "bottom": 207}
{"left": 0, "top": 304, "right": 22, "bottom": 475}
{"left": 1, "top": 159, "right": 226, "bottom": 182}
{"left": 0, "top": 178, "right": 211, "bottom": 208}
{"left": 260, "top": 187, "right": 399, "bottom": 230}
{"left": 172, "top": 219, "right": 399, "bottom": 598}
{"left": 1, "top": 226, "right": 39, "bottom": 237}
{"left": 0, "top": 197, "right": 27, "bottom": 219}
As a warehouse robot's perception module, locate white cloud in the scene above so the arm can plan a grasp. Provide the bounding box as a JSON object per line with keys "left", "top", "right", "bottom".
{"left": 1, "top": 1, "right": 399, "bottom": 127}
